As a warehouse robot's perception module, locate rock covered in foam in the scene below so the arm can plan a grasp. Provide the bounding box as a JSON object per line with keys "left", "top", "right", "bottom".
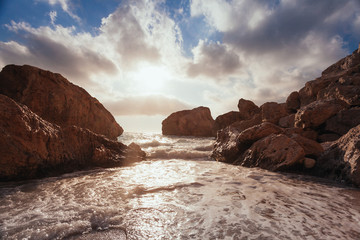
{"left": 0, "top": 94, "right": 145, "bottom": 181}
{"left": 162, "top": 106, "right": 215, "bottom": 137}
{"left": 0, "top": 65, "right": 123, "bottom": 140}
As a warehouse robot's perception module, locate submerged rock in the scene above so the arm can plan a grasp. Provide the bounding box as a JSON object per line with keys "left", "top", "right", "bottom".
{"left": 162, "top": 106, "right": 215, "bottom": 137}
{"left": 0, "top": 65, "right": 123, "bottom": 140}
{"left": 0, "top": 94, "right": 145, "bottom": 181}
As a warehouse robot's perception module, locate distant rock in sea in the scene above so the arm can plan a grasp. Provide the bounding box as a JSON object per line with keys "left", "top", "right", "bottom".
{"left": 212, "top": 46, "right": 360, "bottom": 186}
{"left": 0, "top": 65, "right": 123, "bottom": 140}
{"left": 162, "top": 106, "right": 215, "bottom": 137}
{"left": 0, "top": 65, "right": 145, "bottom": 181}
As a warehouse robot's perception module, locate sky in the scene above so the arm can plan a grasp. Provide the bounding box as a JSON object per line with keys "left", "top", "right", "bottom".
{"left": 0, "top": 0, "right": 359, "bottom": 133}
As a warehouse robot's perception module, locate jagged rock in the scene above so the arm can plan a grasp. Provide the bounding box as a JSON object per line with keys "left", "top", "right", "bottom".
{"left": 286, "top": 91, "right": 300, "bottom": 112}
{"left": 238, "top": 134, "right": 305, "bottom": 171}
{"left": 260, "top": 102, "right": 288, "bottom": 124}
{"left": 316, "top": 124, "right": 360, "bottom": 186}
{"left": 213, "top": 111, "right": 244, "bottom": 133}
{"left": 325, "top": 107, "right": 360, "bottom": 136}
{"left": 294, "top": 99, "right": 347, "bottom": 129}
{"left": 317, "top": 133, "right": 341, "bottom": 143}
{"left": 237, "top": 98, "right": 260, "bottom": 120}
{"left": 162, "top": 106, "right": 215, "bottom": 137}
{"left": 0, "top": 94, "right": 145, "bottom": 181}
{"left": 278, "top": 114, "right": 295, "bottom": 128}
{"left": 212, "top": 122, "right": 283, "bottom": 163}
{"left": 0, "top": 65, "right": 123, "bottom": 140}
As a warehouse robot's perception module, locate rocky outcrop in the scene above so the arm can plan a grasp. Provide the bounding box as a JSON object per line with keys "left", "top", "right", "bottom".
{"left": 162, "top": 106, "right": 215, "bottom": 137}
{"left": 0, "top": 94, "right": 145, "bottom": 181}
{"left": 0, "top": 65, "right": 123, "bottom": 140}
{"left": 212, "top": 46, "right": 360, "bottom": 185}
{"left": 213, "top": 111, "right": 244, "bottom": 133}
{"left": 316, "top": 125, "right": 360, "bottom": 186}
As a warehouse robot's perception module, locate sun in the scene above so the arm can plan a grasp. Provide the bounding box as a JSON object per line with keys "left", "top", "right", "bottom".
{"left": 131, "top": 64, "right": 170, "bottom": 93}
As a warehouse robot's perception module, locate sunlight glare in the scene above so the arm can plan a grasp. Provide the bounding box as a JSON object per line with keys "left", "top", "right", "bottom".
{"left": 131, "top": 64, "right": 170, "bottom": 93}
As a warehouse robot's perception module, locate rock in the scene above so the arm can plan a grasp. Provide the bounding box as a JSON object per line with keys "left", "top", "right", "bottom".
{"left": 0, "top": 94, "right": 145, "bottom": 181}
{"left": 317, "top": 80, "right": 360, "bottom": 106}
{"left": 317, "top": 133, "right": 341, "bottom": 143}
{"left": 325, "top": 107, "right": 360, "bottom": 136}
{"left": 322, "top": 48, "right": 360, "bottom": 77}
{"left": 290, "top": 134, "right": 324, "bottom": 158}
{"left": 294, "top": 99, "right": 347, "bottom": 129}
{"left": 0, "top": 65, "right": 123, "bottom": 140}
{"left": 237, "top": 122, "right": 284, "bottom": 151}
{"left": 213, "top": 111, "right": 244, "bottom": 133}
{"left": 237, "top": 98, "right": 260, "bottom": 120}
{"left": 304, "top": 158, "right": 316, "bottom": 169}
{"left": 286, "top": 91, "right": 300, "bottom": 112}
{"left": 316, "top": 124, "right": 360, "bottom": 186}
{"left": 278, "top": 114, "right": 295, "bottom": 128}
{"left": 162, "top": 106, "right": 215, "bottom": 137}
{"left": 260, "top": 102, "right": 288, "bottom": 124}
{"left": 298, "top": 77, "right": 333, "bottom": 106}
{"left": 212, "top": 122, "right": 283, "bottom": 163}
{"left": 238, "top": 134, "right": 305, "bottom": 171}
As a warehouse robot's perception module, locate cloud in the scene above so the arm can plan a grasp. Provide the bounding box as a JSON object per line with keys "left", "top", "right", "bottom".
{"left": 103, "top": 95, "right": 192, "bottom": 116}
{"left": 38, "top": 0, "right": 80, "bottom": 22}
{"left": 189, "top": 0, "right": 359, "bottom": 104}
{"left": 49, "top": 11, "right": 57, "bottom": 25}
{"left": 187, "top": 40, "right": 241, "bottom": 80}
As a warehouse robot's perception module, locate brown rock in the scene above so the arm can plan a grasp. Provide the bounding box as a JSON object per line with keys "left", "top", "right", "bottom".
{"left": 260, "top": 102, "right": 288, "bottom": 124}
{"left": 162, "top": 106, "right": 215, "bottom": 137}
{"left": 211, "top": 115, "right": 262, "bottom": 163}
{"left": 290, "top": 134, "right": 324, "bottom": 158}
{"left": 237, "top": 122, "right": 284, "bottom": 152}
{"left": 304, "top": 158, "right": 316, "bottom": 169}
{"left": 325, "top": 107, "right": 360, "bottom": 135}
{"left": 238, "top": 134, "right": 305, "bottom": 171}
{"left": 286, "top": 91, "right": 300, "bottom": 112}
{"left": 294, "top": 99, "right": 347, "bottom": 129}
{"left": 0, "top": 94, "right": 145, "bottom": 181}
{"left": 237, "top": 98, "right": 260, "bottom": 120}
{"left": 317, "top": 124, "right": 360, "bottom": 186}
{"left": 0, "top": 65, "right": 123, "bottom": 140}
{"left": 213, "top": 111, "right": 244, "bottom": 132}
{"left": 278, "top": 114, "right": 295, "bottom": 128}
{"left": 317, "top": 133, "right": 341, "bottom": 143}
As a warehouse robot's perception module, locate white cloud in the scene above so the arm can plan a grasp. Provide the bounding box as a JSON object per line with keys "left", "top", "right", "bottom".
{"left": 39, "top": 0, "right": 80, "bottom": 22}
{"left": 49, "top": 11, "right": 57, "bottom": 25}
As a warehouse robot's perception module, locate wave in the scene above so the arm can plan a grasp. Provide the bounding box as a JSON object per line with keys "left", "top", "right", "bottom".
{"left": 147, "top": 149, "right": 212, "bottom": 160}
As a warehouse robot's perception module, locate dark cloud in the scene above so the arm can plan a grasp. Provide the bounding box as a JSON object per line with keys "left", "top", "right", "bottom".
{"left": 187, "top": 40, "right": 240, "bottom": 79}
{"left": 104, "top": 95, "right": 192, "bottom": 116}
{"left": 224, "top": 0, "right": 360, "bottom": 55}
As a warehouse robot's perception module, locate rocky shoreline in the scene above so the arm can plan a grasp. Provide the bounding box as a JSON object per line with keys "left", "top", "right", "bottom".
{"left": 0, "top": 65, "right": 145, "bottom": 181}
{"left": 163, "top": 47, "right": 360, "bottom": 187}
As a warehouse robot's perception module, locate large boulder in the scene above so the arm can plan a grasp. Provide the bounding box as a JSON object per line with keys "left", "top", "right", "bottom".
{"left": 238, "top": 134, "right": 305, "bottom": 171}
{"left": 316, "top": 124, "right": 360, "bottom": 186}
{"left": 260, "top": 102, "right": 288, "bottom": 124}
{"left": 294, "top": 99, "right": 347, "bottom": 129}
{"left": 213, "top": 111, "right": 244, "bottom": 133}
{"left": 286, "top": 91, "right": 300, "bottom": 112}
{"left": 237, "top": 98, "right": 260, "bottom": 120}
{"left": 325, "top": 107, "right": 360, "bottom": 136}
{"left": 212, "top": 122, "right": 283, "bottom": 163}
{"left": 0, "top": 65, "right": 123, "bottom": 140}
{"left": 0, "top": 94, "right": 145, "bottom": 181}
{"left": 162, "top": 106, "right": 215, "bottom": 137}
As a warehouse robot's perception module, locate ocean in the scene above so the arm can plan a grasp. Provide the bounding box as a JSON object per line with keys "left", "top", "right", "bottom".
{"left": 0, "top": 132, "right": 359, "bottom": 239}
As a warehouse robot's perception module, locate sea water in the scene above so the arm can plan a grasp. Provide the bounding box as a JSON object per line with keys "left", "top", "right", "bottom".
{"left": 0, "top": 132, "right": 359, "bottom": 240}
